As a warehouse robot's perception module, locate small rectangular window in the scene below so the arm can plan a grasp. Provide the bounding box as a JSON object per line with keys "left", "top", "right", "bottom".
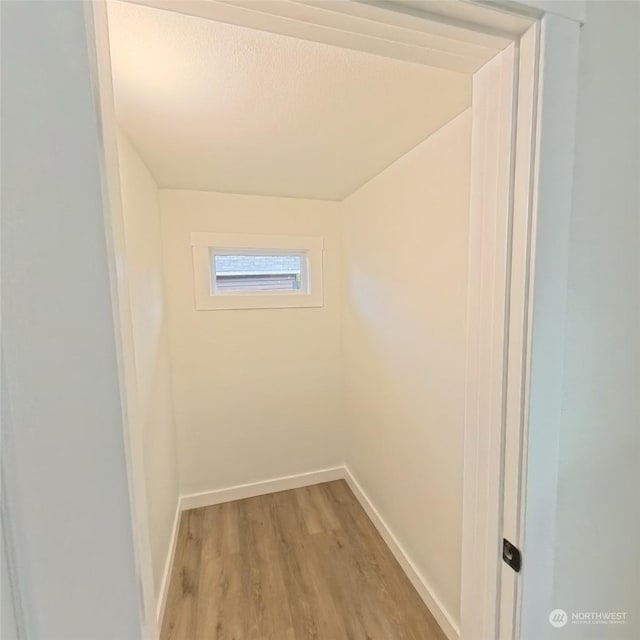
{"left": 212, "top": 253, "right": 306, "bottom": 294}
{"left": 191, "top": 233, "right": 323, "bottom": 310}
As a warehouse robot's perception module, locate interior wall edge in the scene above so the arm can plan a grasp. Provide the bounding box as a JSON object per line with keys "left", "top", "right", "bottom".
{"left": 340, "top": 105, "right": 473, "bottom": 203}
{"left": 115, "top": 131, "right": 187, "bottom": 517}
{"left": 118, "top": 125, "right": 159, "bottom": 188}
{"left": 157, "top": 186, "right": 341, "bottom": 204}
{"left": 116, "top": 127, "right": 181, "bottom": 612}
{"left": 340, "top": 107, "right": 471, "bottom": 627}
{"left": 156, "top": 498, "right": 182, "bottom": 627}
{"left": 178, "top": 466, "right": 345, "bottom": 511}
{"left": 147, "top": 105, "right": 472, "bottom": 206}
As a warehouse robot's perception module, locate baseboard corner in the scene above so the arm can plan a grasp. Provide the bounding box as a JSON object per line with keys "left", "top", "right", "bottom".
{"left": 160, "top": 465, "right": 459, "bottom": 640}
{"left": 343, "top": 465, "right": 460, "bottom": 640}
{"left": 156, "top": 499, "right": 182, "bottom": 627}
{"left": 178, "top": 466, "right": 346, "bottom": 512}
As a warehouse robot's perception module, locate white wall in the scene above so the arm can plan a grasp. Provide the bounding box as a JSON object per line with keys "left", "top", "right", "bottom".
{"left": 1, "top": 542, "right": 18, "bottom": 640}
{"left": 2, "top": 355, "right": 25, "bottom": 639}
{"left": 1, "top": 445, "right": 20, "bottom": 640}
{"left": 552, "top": 2, "right": 639, "bottom": 637}
{"left": 0, "top": 2, "right": 143, "bottom": 637}
{"left": 117, "top": 131, "right": 180, "bottom": 607}
{"left": 342, "top": 110, "right": 472, "bottom": 627}
{"left": 159, "top": 190, "right": 344, "bottom": 495}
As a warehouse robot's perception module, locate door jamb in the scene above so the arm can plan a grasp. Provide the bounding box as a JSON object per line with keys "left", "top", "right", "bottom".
{"left": 461, "top": 10, "right": 582, "bottom": 640}
{"left": 85, "top": 3, "right": 159, "bottom": 638}
{"left": 513, "top": 15, "right": 582, "bottom": 639}
{"left": 462, "top": 36, "right": 523, "bottom": 640}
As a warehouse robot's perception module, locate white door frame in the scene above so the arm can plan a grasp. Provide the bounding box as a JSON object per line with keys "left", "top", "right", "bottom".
{"left": 514, "top": 15, "right": 581, "bottom": 640}
{"left": 462, "top": 36, "right": 523, "bottom": 640}
{"left": 85, "top": 4, "right": 159, "bottom": 638}
{"left": 461, "top": 9, "right": 581, "bottom": 640}
{"left": 86, "top": 2, "right": 582, "bottom": 639}
{"left": 461, "top": 7, "right": 582, "bottom": 640}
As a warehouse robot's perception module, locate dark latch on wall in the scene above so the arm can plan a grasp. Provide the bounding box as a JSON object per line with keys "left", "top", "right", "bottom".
{"left": 502, "top": 538, "right": 522, "bottom": 572}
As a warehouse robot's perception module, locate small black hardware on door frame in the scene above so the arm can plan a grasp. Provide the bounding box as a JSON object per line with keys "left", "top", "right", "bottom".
{"left": 502, "top": 538, "right": 522, "bottom": 572}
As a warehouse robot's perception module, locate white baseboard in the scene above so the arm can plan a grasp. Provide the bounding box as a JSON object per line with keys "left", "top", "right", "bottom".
{"left": 179, "top": 466, "right": 345, "bottom": 511}
{"left": 344, "top": 466, "right": 460, "bottom": 640}
{"left": 159, "top": 465, "right": 458, "bottom": 640}
{"left": 156, "top": 501, "right": 182, "bottom": 626}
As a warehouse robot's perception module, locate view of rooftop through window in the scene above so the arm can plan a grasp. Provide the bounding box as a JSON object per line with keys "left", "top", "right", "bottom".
{"left": 213, "top": 254, "right": 303, "bottom": 293}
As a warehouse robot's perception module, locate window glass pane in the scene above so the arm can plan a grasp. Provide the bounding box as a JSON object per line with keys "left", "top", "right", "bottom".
{"left": 213, "top": 254, "right": 303, "bottom": 292}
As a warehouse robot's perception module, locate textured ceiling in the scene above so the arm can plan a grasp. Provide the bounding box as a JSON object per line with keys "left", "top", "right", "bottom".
{"left": 107, "top": 1, "right": 472, "bottom": 201}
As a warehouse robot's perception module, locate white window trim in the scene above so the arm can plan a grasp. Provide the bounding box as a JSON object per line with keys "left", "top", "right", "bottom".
{"left": 190, "top": 232, "right": 324, "bottom": 310}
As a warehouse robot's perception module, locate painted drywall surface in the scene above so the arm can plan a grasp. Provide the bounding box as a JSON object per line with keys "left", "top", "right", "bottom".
{"left": 107, "top": 0, "right": 471, "bottom": 201}
{"left": 1, "top": 355, "right": 26, "bottom": 639}
{"left": 0, "top": 1, "right": 143, "bottom": 637}
{"left": 159, "top": 190, "right": 344, "bottom": 495}
{"left": 552, "top": 2, "right": 639, "bottom": 637}
{"left": 117, "top": 130, "right": 180, "bottom": 607}
{"left": 1, "top": 497, "right": 19, "bottom": 640}
{"left": 342, "top": 110, "right": 472, "bottom": 625}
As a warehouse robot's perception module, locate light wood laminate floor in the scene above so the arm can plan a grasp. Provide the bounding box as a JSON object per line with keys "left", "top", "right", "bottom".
{"left": 161, "top": 480, "right": 448, "bottom": 640}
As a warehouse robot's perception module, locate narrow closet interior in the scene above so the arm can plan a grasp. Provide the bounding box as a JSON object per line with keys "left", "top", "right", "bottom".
{"left": 104, "top": 1, "right": 497, "bottom": 637}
